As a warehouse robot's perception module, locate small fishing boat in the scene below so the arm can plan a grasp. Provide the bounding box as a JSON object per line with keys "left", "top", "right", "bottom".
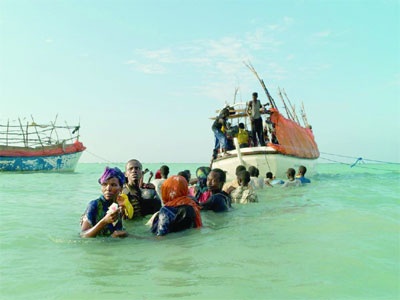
{"left": 0, "top": 116, "right": 86, "bottom": 172}
{"left": 210, "top": 62, "right": 319, "bottom": 180}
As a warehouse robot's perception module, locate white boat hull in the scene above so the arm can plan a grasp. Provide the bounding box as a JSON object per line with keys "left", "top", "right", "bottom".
{"left": 211, "top": 146, "right": 317, "bottom": 181}
{"left": 0, "top": 151, "right": 84, "bottom": 172}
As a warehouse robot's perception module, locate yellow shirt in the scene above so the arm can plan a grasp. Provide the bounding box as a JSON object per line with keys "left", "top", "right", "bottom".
{"left": 237, "top": 128, "right": 249, "bottom": 145}
{"left": 117, "top": 194, "right": 134, "bottom": 219}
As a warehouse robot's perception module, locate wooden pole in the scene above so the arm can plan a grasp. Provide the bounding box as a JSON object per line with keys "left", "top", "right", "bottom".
{"left": 277, "top": 87, "right": 294, "bottom": 120}
{"left": 18, "top": 117, "right": 27, "bottom": 147}
{"left": 243, "top": 61, "right": 277, "bottom": 108}
{"left": 282, "top": 88, "right": 301, "bottom": 125}
{"left": 31, "top": 115, "right": 44, "bottom": 147}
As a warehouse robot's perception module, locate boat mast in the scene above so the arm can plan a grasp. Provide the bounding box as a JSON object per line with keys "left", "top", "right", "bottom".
{"left": 243, "top": 61, "right": 277, "bottom": 108}
{"left": 277, "top": 87, "right": 294, "bottom": 121}
{"left": 300, "top": 101, "right": 309, "bottom": 127}
{"left": 282, "top": 88, "right": 301, "bottom": 125}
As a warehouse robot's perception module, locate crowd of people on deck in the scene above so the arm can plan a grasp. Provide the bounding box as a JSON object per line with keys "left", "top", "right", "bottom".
{"left": 80, "top": 159, "right": 311, "bottom": 239}
{"left": 212, "top": 92, "right": 279, "bottom": 159}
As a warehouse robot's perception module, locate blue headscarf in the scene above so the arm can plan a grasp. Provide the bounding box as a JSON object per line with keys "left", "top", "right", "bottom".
{"left": 98, "top": 166, "right": 125, "bottom": 186}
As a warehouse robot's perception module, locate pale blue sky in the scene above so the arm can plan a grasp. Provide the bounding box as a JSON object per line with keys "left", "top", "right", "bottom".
{"left": 1, "top": 0, "right": 399, "bottom": 164}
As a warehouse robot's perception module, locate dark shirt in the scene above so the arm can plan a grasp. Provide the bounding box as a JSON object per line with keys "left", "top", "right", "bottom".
{"left": 123, "top": 185, "right": 161, "bottom": 218}
{"left": 83, "top": 196, "right": 123, "bottom": 236}
{"left": 200, "top": 191, "right": 231, "bottom": 212}
{"left": 212, "top": 117, "right": 226, "bottom": 131}
{"left": 151, "top": 205, "right": 196, "bottom": 236}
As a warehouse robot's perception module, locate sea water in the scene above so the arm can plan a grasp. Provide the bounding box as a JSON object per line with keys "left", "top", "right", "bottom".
{"left": 0, "top": 163, "right": 399, "bottom": 300}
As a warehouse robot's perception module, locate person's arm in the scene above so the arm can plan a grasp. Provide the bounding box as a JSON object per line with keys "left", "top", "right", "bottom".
{"left": 199, "top": 194, "right": 214, "bottom": 209}
{"left": 80, "top": 210, "right": 118, "bottom": 238}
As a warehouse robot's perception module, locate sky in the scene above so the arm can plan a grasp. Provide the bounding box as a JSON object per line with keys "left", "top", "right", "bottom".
{"left": 1, "top": 0, "right": 399, "bottom": 164}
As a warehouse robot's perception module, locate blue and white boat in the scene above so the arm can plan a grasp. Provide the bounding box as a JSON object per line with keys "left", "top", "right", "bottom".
{"left": 0, "top": 117, "right": 86, "bottom": 172}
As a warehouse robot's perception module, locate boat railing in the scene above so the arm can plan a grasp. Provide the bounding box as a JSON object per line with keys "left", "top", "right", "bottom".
{"left": 0, "top": 120, "right": 81, "bottom": 148}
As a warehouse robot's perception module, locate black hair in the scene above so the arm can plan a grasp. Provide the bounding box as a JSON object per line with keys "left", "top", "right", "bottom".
{"left": 237, "top": 170, "right": 250, "bottom": 186}
{"left": 211, "top": 168, "right": 226, "bottom": 184}
{"left": 160, "top": 165, "right": 169, "bottom": 177}
{"left": 266, "top": 172, "right": 273, "bottom": 179}
{"left": 178, "top": 170, "right": 190, "bottom": 183}
{"left": 248, "top": 165, "right": 257, "bottom": 177}
{"left": 235, "top": 165, "right": 246, "bottom": 176}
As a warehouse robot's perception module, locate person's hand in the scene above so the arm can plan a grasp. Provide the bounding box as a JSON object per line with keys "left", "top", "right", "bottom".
{"left": 103, "top": 210, "right": 118, "bottom": 224}
{"left": 112, "top": 230, "right": 128, "bottom": 238}
{"left": 226, "top": 186, "right": 236, "bottom": 194}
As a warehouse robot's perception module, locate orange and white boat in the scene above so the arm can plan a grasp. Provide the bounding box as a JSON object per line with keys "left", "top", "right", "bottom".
{"left": 210, "top": 63, "right": 319, "bottom": 180}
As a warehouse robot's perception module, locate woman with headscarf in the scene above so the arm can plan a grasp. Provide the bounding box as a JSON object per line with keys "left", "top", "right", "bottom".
{"left": 188, "top": 166, "right": 212, "bottom": 203}
{"left": 151, "top": 175, "right": 202, "bottom": 236}
{"left": 80, "top": 167, "right": 130, "bottom": 238}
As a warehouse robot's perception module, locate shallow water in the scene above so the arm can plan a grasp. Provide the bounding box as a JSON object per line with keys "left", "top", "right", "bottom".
{"left": 0, "top": 163, "right": 399, "bottom": 299}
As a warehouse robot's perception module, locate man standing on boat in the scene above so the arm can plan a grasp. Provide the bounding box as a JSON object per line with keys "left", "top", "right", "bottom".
{"left": 211, "top": 107, "right": 230, "bottom": 159}
{"left": 247, "top": 92, "right": 265, "bottom": 146}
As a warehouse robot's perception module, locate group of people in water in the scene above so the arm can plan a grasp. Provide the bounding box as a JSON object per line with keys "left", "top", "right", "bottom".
{"left": 212, "top": 92, "right": 278, "bottom": 159}
{"left": 80, "top": 159, "right": 311, "bottom": 239}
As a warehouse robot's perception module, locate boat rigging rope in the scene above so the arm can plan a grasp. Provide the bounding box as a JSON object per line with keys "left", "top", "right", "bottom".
{"left": 85, "top": 150, "right": 112, "bottom": 163}
{"left": 320, "top": 151, "right": 400, "bottom": 165}
{"left": 319, "top": 152, "right": 399, "bottom": 172}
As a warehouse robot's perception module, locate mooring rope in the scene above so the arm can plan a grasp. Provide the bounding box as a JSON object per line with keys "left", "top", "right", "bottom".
{"left": 320, "top": 151, "right": 400, "bottom": 165}
{"left": 85, "top": 150, "right": 113, "bottom": 163}
{"left": 319, "top": 152, "right": 399, "bottom": 172}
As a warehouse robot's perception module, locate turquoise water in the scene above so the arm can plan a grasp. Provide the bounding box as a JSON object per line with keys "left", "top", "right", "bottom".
{"left": 0, "top": 163, "right": 399, "bottom": 300}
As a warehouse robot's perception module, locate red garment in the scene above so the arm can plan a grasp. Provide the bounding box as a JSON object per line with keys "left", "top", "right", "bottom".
{"left": 155, "top": 170, "right": 162, "bottom": 179}
{"left": 161, "top": 175, "right": 202, "bottom": 228}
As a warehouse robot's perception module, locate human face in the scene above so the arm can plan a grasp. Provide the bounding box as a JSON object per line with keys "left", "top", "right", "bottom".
{"left": 125, "top": 160, "right": 143, "bottom": 185}
{"left": 101, "top": 177, "right": 122, "bottom": 201}
{"left": 207, "top": 171, "right": 222, "bottom": 194}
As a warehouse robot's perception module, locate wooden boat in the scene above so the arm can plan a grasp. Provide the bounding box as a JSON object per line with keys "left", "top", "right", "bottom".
{"left": 0, "top": 116, "right": 86, "bottom": 172}
{"left": 210, "top": 63, "right": 319, "bottom": 180}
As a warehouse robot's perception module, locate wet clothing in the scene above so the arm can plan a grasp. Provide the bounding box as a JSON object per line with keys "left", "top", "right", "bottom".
{"left": 160, "top": 175, "right": 202, "bottom": 228}
{"left": 81, "top": 196, "right": 123, "bottom": 237}
{"left": 282, "top": 179, "right": 301, "bottom": 187}
{"left": 297, "top": 177, "right": 311, "bottom": 184}
{"left": 123, "top": 185, "right": 161, "bottom": 218}
{"left": 231, "top": 186, "right": 258, "bottom": 204}
{"left": 200, "top": 191, "right": 231, "bottom": 212}
{"left": 151, "top": 205, "right": 196, "bottom": 236}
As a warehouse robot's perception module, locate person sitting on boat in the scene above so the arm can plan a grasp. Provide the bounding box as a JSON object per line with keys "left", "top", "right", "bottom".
{"left": 212, "top": 107, "right": 230, "bottom": 159}
{"left": 80, "top": 167, "right": 128, "bottom": 238}
{"left": 230, "top": 170, "right": 258, "bottom": 204}
{"left": 189, "top": 166, "right": 212, "bottom": 204}
{"left": 282, "top": 168, "right": 301, "bottom": 187}
{"left": 296, "top": 165, "right": 311, "bottom": 184}
{"left": 123, "top": 159, "right": 162, "bottom": 219}
{"left": 246, "top": 92, "right": 265, "bottom": 147}
{"left": 200, "top": 168, "right": 232, "bottom": 212}
{"left": 248, "top": 166, "right": 264, "bottom": 189}
{"left": 151, "top": 165, "right": 170, "bottom": 202}
{"left": 150, "top": 175, "right": 202, "bottom": 237}
{"left": 236, "top": 122, "right": 249, "bottom": 148}
{"left": 223, "top": 165, "right": 246, "bottom": 193}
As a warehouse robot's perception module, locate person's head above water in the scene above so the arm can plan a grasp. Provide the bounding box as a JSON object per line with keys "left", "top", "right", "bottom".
{"left": 235, "top": 165, "right": 246, "bottom": 176}
{"left": 207, "top": 168, "right": 226, "bottom": 194}
{"left": 286, "top": 168, "right": 296, "bottom": 179}
{"left": 125, "top": 159, "right": 143, "bottom": 186}
{"left": 237, "top": 170, "right": 251, "bottom": 187}
{"left": 160, "top": 165, "right": 169, "bottom": 179}
{"left": 98, "top": 166, "right": 125, "bottom": 201}
{"left": 298, "top": 165, "right": 307, "bottom": 176}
